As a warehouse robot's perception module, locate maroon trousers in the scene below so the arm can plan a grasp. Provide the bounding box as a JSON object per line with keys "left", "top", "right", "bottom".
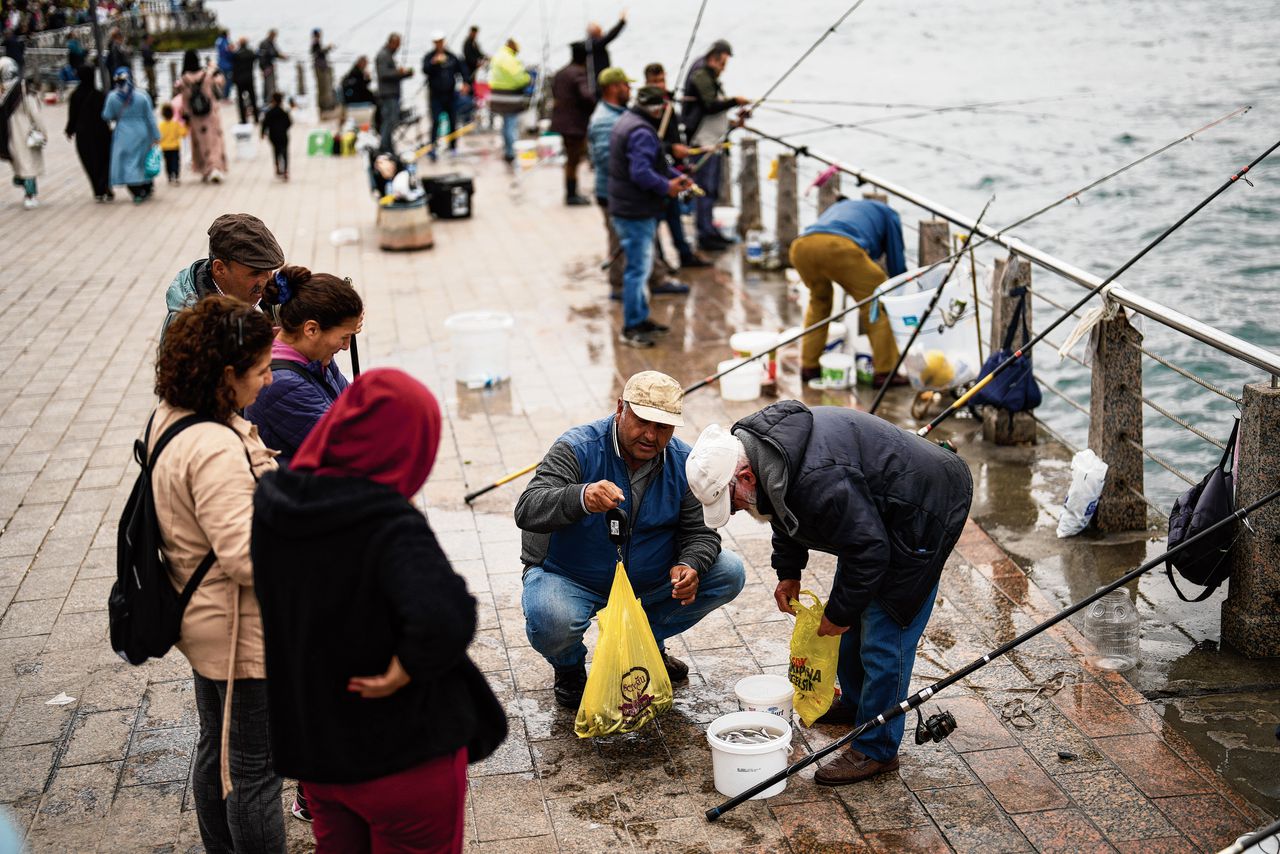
{"left": 304, "top": 747, "right": 467, "bottom": 854}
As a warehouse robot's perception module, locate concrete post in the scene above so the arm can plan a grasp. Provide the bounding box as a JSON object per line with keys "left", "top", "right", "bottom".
{"left": 1087, "top": 307, "right": 1146, "bottom": 531}
{"left": 918, "top": 220, "right": 950, "bottom": 266}
{"left": 168, "top": 60, "right": 178, "bottom": 96}
{"left": 296, "top": 61, "right": 306, "bottom": 96}
{"left": 1222, "top": 382, "right": 1280, "bottom": 658}
{"left": 817, "top": 172, "right": 841, "bottom": 213}
{"left": 776, "top": 153, "right": 799, "bottom": 263}
{"left": 738, "top": 137, "right": 762, "bottom": 239}
{"left": 982, "top": 254, "right": 1037, "bottom": 445}
{"left": 720, "top": 146, "right": 733, "bottom": 203}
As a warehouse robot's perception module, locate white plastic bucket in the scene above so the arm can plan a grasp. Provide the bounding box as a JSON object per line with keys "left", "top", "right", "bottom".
{"left": 730, "top": 331, "right": 781, "bottom": 383}
{"left": 734, "top": 674, "right": 794, "bottom": 719}
{"left": 233, "top": 123, "right": 256, "bottom": 160}
{"left": 713, "top": 206, "right": 739, "bottom": 237}
{"left": 853, "top": 334, "right": 874, "bottom": 385}
{"left": 826, "top": 321, "right": 847, "bottom": 353}
{"left": 444, "top": 311, "right": 516, "bottom": 387}
{"left": 819, "top": 352, "right": 854, "bottom": 389}
{"left": 515, "top": 139, "right": 538, "bottom": 170}
{"left": 718, "top": 358, "right": 762, "bottom": 401}
{"left": 537, "top": 133, "right": 563, "bottom": 159}
{"left": 872, "top": 265, "right": 979, "bottom": 390}
{"left": 706, "top": 711, "right": 793, "bottom": 799}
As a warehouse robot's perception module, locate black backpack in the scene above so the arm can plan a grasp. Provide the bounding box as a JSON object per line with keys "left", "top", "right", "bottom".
{"left": 188, "top": 73, "right": 212, "bottom": 117}
{"left": 1166, "top": 419, "right": 1239, "bottom": 602}
{"left": 109, "top": 413, "right": 225, "bottom": 665}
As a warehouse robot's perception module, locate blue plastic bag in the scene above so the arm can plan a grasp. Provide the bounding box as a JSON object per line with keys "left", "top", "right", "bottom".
{"left": 972, "top": 287, "right": 1041, "bottom": 412}
{"left": 144, "top": 146, "right": 162, "bottom": 180}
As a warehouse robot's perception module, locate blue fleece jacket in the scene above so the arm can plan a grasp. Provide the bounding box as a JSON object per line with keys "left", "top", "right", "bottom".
{"left": 802, "top": 199, "right": 907, "bottom": 277}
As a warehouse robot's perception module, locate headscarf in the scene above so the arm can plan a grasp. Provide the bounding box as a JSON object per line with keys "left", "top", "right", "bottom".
{"left": 291, "top": 368, "right": 442, "bottom": 499}
{"left": 112, "top": 67, "right": 134, "bottom": 104}
{"left": 182, "top": 49, "right": 200, "bottom": 75}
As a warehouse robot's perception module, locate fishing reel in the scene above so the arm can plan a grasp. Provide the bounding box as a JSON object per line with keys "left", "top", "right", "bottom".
{"left": 914, "top": 706, "right": 958, "bottom": 745}
{"left": 605, "top": 507, "right": 630, "bottom": 560}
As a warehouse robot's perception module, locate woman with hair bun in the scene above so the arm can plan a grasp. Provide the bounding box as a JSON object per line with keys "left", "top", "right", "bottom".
{"left": 245, "top": 267, "right": 364, "bottom": 464}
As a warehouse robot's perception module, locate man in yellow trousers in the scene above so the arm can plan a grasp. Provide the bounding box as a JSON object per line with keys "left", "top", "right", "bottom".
{"left": 790, "top": 197, "right": 908, "bottom": 387}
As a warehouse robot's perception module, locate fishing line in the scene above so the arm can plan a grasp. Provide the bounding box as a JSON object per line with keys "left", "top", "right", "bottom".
{"left": 658, "top": 0, "right": 710, "bottom": 140}
{"left": 345, "top": 0, "right": 409, "bottom": 38}
{"left": 402, "top": 0, "right": 415, "bottom": 55}
{"left": 499, "top": 0, "right": 536, "bottom": 38}
{"left": 917, "top": 129, "right": 1277, "bottom": 438}
{"left": 461, "top": 107, "right": 1249, "bottom": 504}
{"left": 774, "top": 94, "right": 1075, "bottom": 111}
{"left": 705, "top": 484, "right": 1280, "bottom": 819}
{"left": 447, "top": 0, "right": 484, "bottom": 45}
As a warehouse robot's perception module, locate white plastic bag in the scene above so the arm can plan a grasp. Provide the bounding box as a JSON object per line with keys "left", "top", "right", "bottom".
{"left": 1057, "top": 449, "right": 1109, "bottom": 538}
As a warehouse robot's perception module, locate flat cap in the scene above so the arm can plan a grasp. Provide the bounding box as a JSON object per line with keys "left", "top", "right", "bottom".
{"left": 207, "top": 213, "right": 285, "bottom": 271}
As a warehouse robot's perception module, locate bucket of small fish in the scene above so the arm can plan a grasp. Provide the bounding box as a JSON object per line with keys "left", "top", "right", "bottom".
{"left": 705, "top": 710, "right": 793, "bottom": 799}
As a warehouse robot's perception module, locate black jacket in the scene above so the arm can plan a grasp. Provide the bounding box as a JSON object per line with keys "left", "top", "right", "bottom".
{"left": 584, "top": 19, "right": 625, "bottom": 94}
{"left": 231, "top": 45, "right": 257, "bottom": 85}
{"left": 251, "top": 470, "right": 506, "bottom": 784}
{"left": 422, "top": 49, "right": 469, "bottom": 97}
{"left": 733, "top": 401, "right": 972, "bottom": 627}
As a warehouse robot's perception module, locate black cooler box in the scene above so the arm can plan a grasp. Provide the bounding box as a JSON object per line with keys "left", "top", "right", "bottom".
{"left": 423, "top": 173, "right": 474, "bottom": 220}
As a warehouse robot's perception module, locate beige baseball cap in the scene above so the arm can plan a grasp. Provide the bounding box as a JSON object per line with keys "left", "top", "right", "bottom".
{"left": 621, "top": 371, "right": 685, "bottom": 427}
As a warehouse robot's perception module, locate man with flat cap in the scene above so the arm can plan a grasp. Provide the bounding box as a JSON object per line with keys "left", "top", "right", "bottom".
{"left": 162, "top": 213, "right": 295, "bottom": 338}
{"left": 515, "top": 371, "right": 745, "bottom": 709}
{"left": 686, "top": 401, "right": 972, "bottom": 785}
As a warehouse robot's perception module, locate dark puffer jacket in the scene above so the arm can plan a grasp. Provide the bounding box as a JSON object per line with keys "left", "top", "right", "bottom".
{"left": 732, "top": 401, "right": 973, "bottom": 627}
{"left": 244, "top": 354, "right": 349, "bottom": 464}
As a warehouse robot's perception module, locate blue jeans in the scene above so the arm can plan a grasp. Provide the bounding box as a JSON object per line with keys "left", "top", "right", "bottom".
{"left": 693, "top": 152, "right": 722, "bottom": 242}
{"left": 379, "top": 96, "right": 401, "bottom": 153}
{"left": 501, "top": 113, "right": 519, "bottom": 161}
{"left": 612, "top": 215, "right": 658, "bottom": 329}
{"left": 664, "top": 196, "right": 694, "bottom": 260}
{"left": 522, "top": 550, "right": 746, "bottom": 667}
{"left": 429, "top": 93, "right": 457, "bottom": 153}
{"left": 835, "top": 582, "right": 939, "bottom": 762}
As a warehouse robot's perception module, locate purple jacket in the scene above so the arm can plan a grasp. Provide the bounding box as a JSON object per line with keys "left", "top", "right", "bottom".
{"left": 606, "top": 108, "right": 675, "bottom": 219}
{"left": 244, "top": 341, "right": 350, "bottom": 464}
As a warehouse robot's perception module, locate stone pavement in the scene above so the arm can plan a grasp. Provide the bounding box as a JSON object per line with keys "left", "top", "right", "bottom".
{"left": 0, "top": 102, "right": 1269, "bottom": 852}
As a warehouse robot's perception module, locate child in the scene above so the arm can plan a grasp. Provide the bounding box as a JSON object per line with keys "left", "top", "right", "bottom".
{"left": 157, "top": 103, "right": 186, "bottom": 184}
{"left": 260, "top": 92, "right": 292, "bottom": 181}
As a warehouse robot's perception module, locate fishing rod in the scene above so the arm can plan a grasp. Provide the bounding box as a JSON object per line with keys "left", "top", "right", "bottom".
{"left": 918, "top": 131, "right": 1280, "bottom": 439}
{"left": 447, "top": 0, "right": 484, "bottom": 45}
{"left": 658, "top": 0, "right": 709, "bottom": 141}
{"left": 1219, "top": 818, "right": 1280, "bottom": 854}
{"left": 867, "top": 196, "right": 994, "bottom": 415}
{"left": 687, "top": 0, "right": 872, "bottom": 177}
{"left": 350, "top": 334, "right": 362, "bottom": 378}
{"left": 461, "top": 108, "right": 1251, "bottom": 504}
{"left": 706, "top": 484, "right": 1280, "bottom": 820}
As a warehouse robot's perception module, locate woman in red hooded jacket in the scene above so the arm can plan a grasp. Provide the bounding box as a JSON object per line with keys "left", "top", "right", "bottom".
{"left": 250, "top": 368, "right": 506, "bottom": 853}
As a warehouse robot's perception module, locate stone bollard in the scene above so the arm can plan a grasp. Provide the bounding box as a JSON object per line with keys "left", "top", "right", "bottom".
{"left": 917, "top": 220, "right": 950, "bottom": 266}
{"left": 296, "top": 62, "right": 306, "bottom": 96}
{"left": 168, "top": 60, "right": 178, "bottom": 94}
{"left": 862, "top": 191, "right": 888, "bottom": 203}
{"left": 817, "top": 171, "right": 841, "bottom": 213}
{"left": 1221, "top": 381, "right": 1280, "bottom": 658}
{"left": 982, "top": 254, "right": 1037, "bottom": 445}
{"left": 776, "top": 153, "right": 798, "bottom": 263}
{"left": 1087, "top": 306, "right": 1146, "bottom": 530}
{"left": 737, "top": 137, "right": 762, "bottom": 239}
{"left": 720, "top": 144, "right": 733, "bottom": 203}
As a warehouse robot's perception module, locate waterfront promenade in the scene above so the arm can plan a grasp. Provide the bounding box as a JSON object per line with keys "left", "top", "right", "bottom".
{"left": 0, "top": 103, "right": 1269, "bottom": 852}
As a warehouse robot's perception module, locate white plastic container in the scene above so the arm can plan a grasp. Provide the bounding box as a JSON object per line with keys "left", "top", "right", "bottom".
{"left": 444, "top": 311, "right": 516, "bottom": 387}
{"left": 537, "top": 133, "right": 563, "bottom": 160}
{"left": 233, "top": 123, "right": 256, "bottom": 160}
{"left": 872, "top": 265, "right": 979, "bottom": 390}
{"left": 734, "top": 674, "right": 794, "bottom": 719}
{"left": 515, "top": 139, "right": 538, "bottom": 170}
{"left": 853, "top": 334, "right": 874, "bottom": 385}
{"left": 706, "top": 711, "right": 793, "bottom": 799}
{"left": 826, "top": 321, "right": 847, "bottom": 353}
{"left": 713, "top": 206, "right": 739, "bottom": 238}
{"left": 819, "top": 352, "right": 854, "bottom": 389}
{"left": 718, "top": 358, "right": 762, "bottom": 401}
{"left": 730, "top": 331, "right": 781, "bottom": 384}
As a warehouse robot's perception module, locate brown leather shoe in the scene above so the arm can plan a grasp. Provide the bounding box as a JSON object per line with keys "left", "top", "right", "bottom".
{"left": 662, "top": 652, "right": 689, "bottom": 683}
{"left": 814, "top": 748, "right": 900, "bottom": 786}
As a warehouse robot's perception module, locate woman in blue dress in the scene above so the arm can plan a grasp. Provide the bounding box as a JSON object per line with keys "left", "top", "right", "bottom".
{"left": 102, "top": 68, "right": 160, "bottom": 203}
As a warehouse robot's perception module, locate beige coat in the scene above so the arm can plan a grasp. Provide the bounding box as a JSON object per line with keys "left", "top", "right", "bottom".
{"left": 149, "top": 401, "right": 277, "bottom": 680}
{"left": 4, "top": 83, "right": 46, "bottom": 179}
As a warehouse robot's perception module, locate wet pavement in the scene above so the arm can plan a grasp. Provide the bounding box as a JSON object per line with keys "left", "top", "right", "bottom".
{"left": 0, "top": 102, "right": 1273, "bottom": 851}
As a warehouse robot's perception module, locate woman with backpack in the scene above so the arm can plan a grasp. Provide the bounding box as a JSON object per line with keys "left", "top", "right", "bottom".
{"left": 178, "top": 49, "right": 227, "bottom": 183}
{"left": 149, "top": 296, "right": 286, "bottom": 852}
{"left": 244, "top": 268, "right": 363, "bottom": 465}
{"left": 251, "top": 368, "right": 506, "bottom": 853}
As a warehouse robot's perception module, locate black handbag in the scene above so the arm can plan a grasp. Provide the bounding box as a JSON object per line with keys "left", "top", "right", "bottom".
{"left": 972, "top": 287, "right": 1041, "bottom": 412}
{"left": 1165, "top": 419, "right": 1239, "bottom": 602}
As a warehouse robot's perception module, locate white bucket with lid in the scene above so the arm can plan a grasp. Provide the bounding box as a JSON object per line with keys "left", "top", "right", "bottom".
{"left": 734, "top": 674, "right": 794, "bottom": 719}
{"left": 444, "top": 311, "right": 516, "bottom": 387}
{"left": 819, "top": 352, "right": 854, "bottom": 389}
{"left": 537, "top": 133, "right": 563, "bottom": 159}
{"left": 730, "top": 331, "right": 781, "bottom": 383}
{"left": 515, "top": 139, "right": 538, "bottom": 170}
{"left": 872, "top": 265, "right": 979, "bottom": 390}
{"left": 233, "top": 123, "right": 256, "bottom": 160}
{"left": 718, "top": 358, "right": 762, "bottom": 401}
{"left": 706, "top": 711, "right": 793, "bottom": 799}
{"left": 713, "top": 206, "right": 739, "bottom": 238}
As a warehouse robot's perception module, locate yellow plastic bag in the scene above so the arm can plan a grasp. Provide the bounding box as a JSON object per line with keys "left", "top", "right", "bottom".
{"left": 789, "top": 591, "right": 842, "bottom": 727}
{"left": 574, "top": 562, "right": 673, "bottom": 738}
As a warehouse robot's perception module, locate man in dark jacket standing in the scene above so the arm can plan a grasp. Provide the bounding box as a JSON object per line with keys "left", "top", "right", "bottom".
{"left": 550, "top": 42, "right": 595, "bottom": 206}
{"left": 462, "top": 26, "right": 486, "bottom": 79}
{"left": 687, "top": 401, "right": 973, "bottom": 785}
{"left": 258, "top": 29, "right": 286, "bottom": 100}
{"left": 231, "top": 37, "right": 259, "bottom": 124}
{"left": 682, "top": 40, "right": 749, "bottom": 252}
{"left": 422, "top": 32, "right": 470, "bottom": 161}
{"left": 584, "top": 13, "right": 627, "bottom": 96}
{"left": 516, "top": 372, "right": 745, "bottom": 709}
{"left": 375, "top": 32, "right": 414, "bottom": 153}
{"left": 607, "top": 87, "right": 693, "bottom": 347}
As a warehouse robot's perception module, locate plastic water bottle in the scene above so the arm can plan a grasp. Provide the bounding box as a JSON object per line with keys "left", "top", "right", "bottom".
{"left": 745, "top": 230, "right": 764, "bottom": 264}
{"left": 1083, "top": 588, "right": 1140, "bottom": 671}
